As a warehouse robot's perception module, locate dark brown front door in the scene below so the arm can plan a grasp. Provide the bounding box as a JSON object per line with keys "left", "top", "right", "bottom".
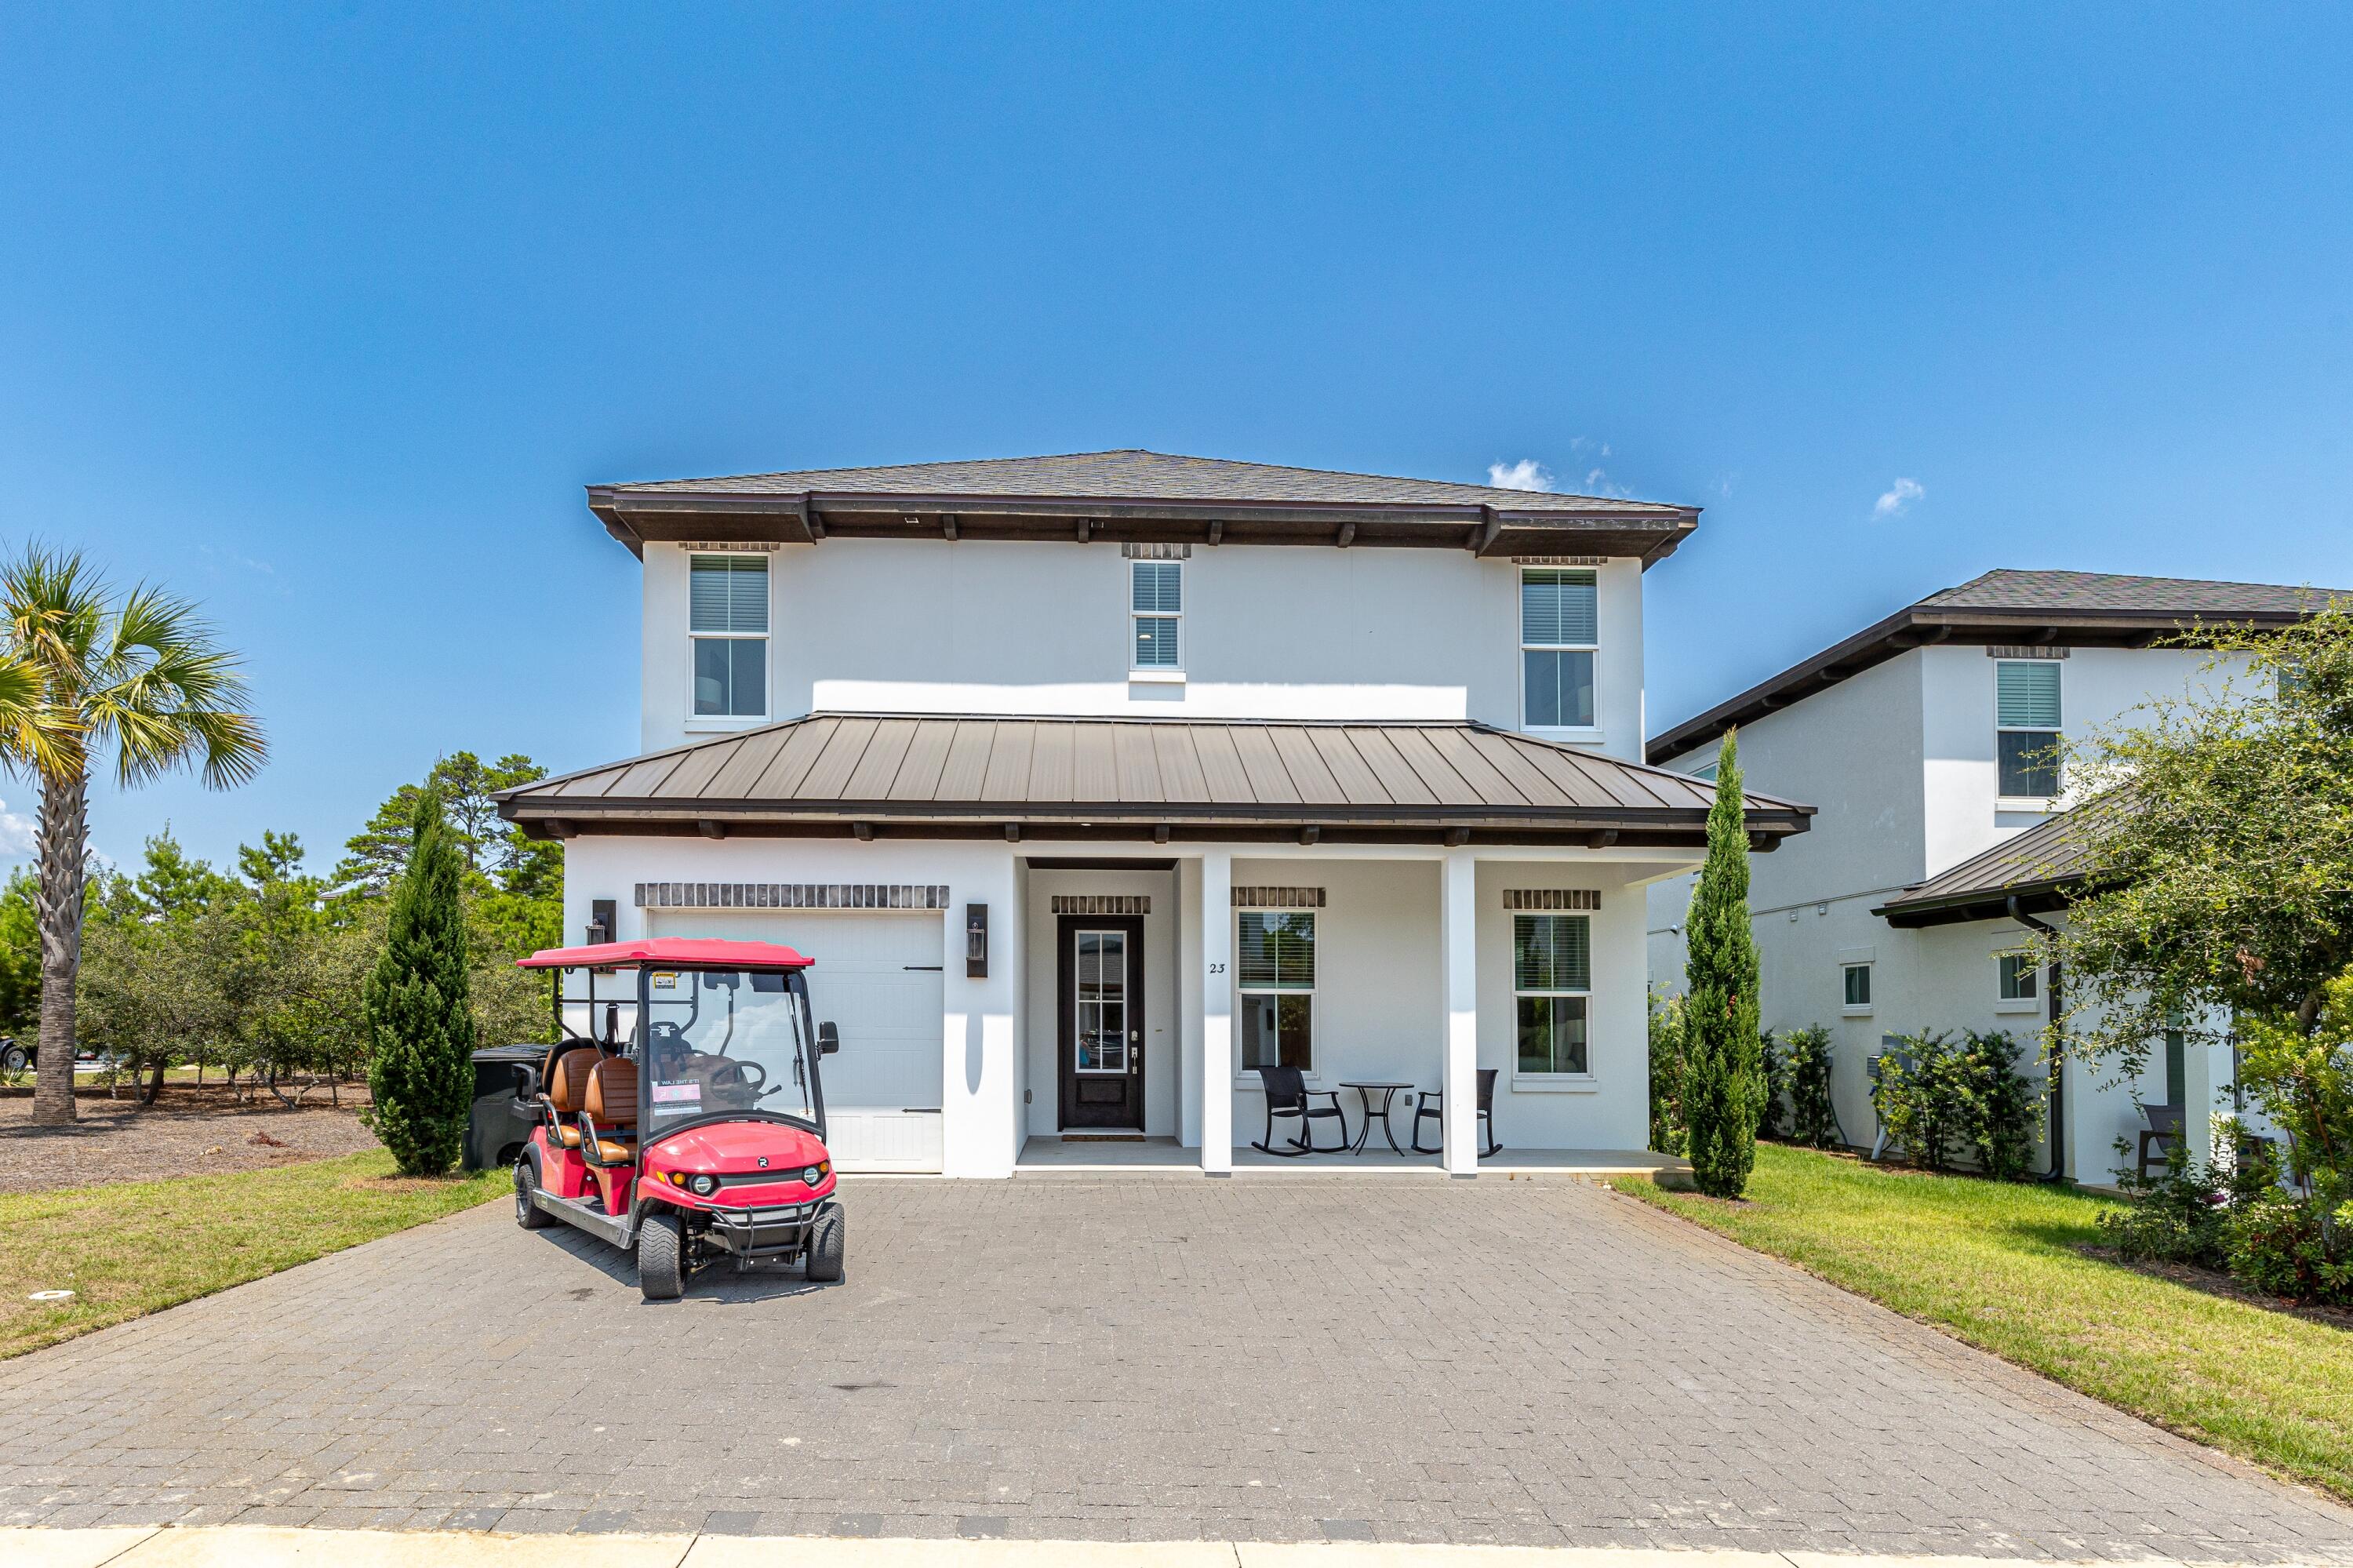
{"left": 1058, "top": 914, "right": 1144, "bottom": 1130}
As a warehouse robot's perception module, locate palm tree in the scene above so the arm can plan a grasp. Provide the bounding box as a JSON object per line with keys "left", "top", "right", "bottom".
{"left": 0, "top": 548, "right": 266, "bottom": 1125}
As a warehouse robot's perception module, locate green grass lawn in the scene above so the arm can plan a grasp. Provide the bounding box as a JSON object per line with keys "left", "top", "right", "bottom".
{"left": 1628, "top": 1142, "right": 2353, "bottom": 1503}
{"left": 1, "top": 1151, "right": 505, "bottom": 1360}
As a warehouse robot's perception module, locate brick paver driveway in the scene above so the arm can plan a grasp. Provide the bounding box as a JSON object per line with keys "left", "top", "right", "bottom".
{"left": 3, "top": 1177, "right": 2351, "bottom": 1559}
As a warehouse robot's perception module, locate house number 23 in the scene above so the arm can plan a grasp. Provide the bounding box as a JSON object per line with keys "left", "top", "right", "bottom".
{"left": 1208, "top": 962, "right": 1226, "bottom": 974}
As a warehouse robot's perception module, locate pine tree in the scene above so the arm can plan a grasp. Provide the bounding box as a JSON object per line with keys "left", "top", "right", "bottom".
{"left": 364, "top": 791, "right": 475, "bottom": 1175}
{"left": 1683, "top": 729, "right": 1763, "bottom": 1197}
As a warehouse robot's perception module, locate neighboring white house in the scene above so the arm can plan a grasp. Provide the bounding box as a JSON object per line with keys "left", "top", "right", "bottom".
{"left": 499, "top": 450, "right": 1812, "bottom": 1176}
{"left": 1645, "top": 569, "right": 2335, "bottom": 1183}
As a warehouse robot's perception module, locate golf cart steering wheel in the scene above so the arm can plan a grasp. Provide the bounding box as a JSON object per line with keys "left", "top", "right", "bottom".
{"left": 715, "top": 1056, "right": 768, "bottom": 1094}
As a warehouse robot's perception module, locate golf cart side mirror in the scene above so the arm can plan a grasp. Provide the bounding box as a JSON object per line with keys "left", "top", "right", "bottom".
{"left": 818, "top": 1022, "right": 840, "bottom": 1056}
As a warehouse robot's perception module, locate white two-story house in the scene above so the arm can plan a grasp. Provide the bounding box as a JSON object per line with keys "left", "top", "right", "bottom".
{"left": 500, "top": 450, "right": 1810, "bottom": 1177}
{"left": 1646, "top": 569, "right": 2333, "bottom": 1182}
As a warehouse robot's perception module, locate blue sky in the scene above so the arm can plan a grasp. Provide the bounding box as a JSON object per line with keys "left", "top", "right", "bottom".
{"left": 4, "top": 4, "right": 2350, "bottom": 875}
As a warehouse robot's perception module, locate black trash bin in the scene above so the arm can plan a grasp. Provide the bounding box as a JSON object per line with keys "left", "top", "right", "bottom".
{"left": 466, "top": 1044, "right": 547, "bottom": 1172}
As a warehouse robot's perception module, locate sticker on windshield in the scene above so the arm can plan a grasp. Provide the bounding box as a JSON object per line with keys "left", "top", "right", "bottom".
{"left": 652, "top": 1083, "right": 701, "bottom": 1104}
{"left": 651, "top": 972, "right": 679, "bottom": 990}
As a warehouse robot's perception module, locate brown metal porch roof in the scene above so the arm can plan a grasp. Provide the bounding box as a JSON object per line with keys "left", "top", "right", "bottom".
{"left": 497, "top": 714, "right": 1814, "bottom": 849}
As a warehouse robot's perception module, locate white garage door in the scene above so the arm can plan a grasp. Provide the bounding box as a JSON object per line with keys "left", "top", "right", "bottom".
{"left": 650, "top": 911, "right": 945, "bottom": 1173}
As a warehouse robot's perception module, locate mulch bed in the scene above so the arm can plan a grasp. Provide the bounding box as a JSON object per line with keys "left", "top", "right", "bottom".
{"left": 2077, "top": 1242, "right": 2353, "bottom": 1331}
{"left": 0, "top": 1082, "right": 382, "bottom": 1195}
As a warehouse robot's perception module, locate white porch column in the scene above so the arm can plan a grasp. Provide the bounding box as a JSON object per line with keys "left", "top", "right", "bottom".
{"left": 1440, "top": 847, "right": 1478, "bottom": 1177}
{"left": 1200, "top": 849, "right": 1234, "bottom": 1174}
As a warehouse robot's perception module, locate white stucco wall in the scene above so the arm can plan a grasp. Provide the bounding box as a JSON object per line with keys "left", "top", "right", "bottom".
{"left": 639, "top": 540, "right": 1648, "bottom": 761}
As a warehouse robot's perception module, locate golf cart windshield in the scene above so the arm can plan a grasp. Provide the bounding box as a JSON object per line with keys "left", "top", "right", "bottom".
{"left": 640, "top": 967, "right": 818, "bottom": 1134}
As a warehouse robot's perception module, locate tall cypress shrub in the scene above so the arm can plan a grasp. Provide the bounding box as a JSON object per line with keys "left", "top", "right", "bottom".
{"left": 364, "top": 791, "right": 474, "bottom": 1175}
{"left": 1683, "top": 730, "right": 1763, "bottom": 1197}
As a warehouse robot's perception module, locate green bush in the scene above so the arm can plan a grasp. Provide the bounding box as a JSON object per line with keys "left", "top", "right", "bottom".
{"left": 2229, "top": 1185, "right": 2353, "bottom": 1308}
{"left": 2099, "top": 1141, "right": 2238, "bottom": 1268}
{"left": 1874, "top": 1031, "right": 1971, "bottom": 1172}
{"left": 1781, "top": 1025, "right": 1841, "bottom": 1149}
{"left": 1758, "top": 1029, "right": 1787, "bottom": 1139}
{"left": 1874, "top": 1028, "right": 2042, "bottom": 1178}
{"left": 1958, "top": 1029, "right": 2042, "bottom": 1181}
{"left": 1648, "top": 991, "right": 1688, "bottom": 1156}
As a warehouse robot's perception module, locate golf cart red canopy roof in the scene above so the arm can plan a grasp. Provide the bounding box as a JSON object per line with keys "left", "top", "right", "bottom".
{"left": 516, "top": 937, "right": 814, "bottom": 971}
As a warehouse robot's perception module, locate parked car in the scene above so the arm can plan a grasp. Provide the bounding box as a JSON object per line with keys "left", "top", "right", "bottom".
{"left": 0, "top": 1037, "right": 26, "bottom": 1074}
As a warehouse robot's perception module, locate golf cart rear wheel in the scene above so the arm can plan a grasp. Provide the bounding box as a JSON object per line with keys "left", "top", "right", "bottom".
{"left": 514, "top": 1157, "right": 553, "bottom": 1230}
{"left": 805, "top": 1201, "right": 846, "bottom": 1282}
{"left": 638, "top": 1212, "right": 687, "bottom": 1301}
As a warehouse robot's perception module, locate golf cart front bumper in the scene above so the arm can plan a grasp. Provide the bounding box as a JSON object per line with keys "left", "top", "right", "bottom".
{"left": 702, "top": 1202, "right": 820, "bottom": 1259}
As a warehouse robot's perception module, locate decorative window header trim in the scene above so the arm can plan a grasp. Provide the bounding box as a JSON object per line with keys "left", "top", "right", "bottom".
{"left": 1504, "top": 889, "right": 1602, "bottom": 911}
{"left": 1515, "top": 555, "right": 1606, "bottom": 566}
{"left": 1052, "top": 894, "right": 1151, "bottom": 916}
{"left": 1987, "top": 645, "right": 2068, "bottom": 659}
{"left": 1122, "top": 542, "right": 1191, "bottom": 560}
{"left": 1232, "top": 886, "right": 1326, "bottom": 909}
{"left": 635, "top": 882, "right": 949, "bottom": 911}
{"left": 678, "top": 541, "right": 784, "bottom": 554}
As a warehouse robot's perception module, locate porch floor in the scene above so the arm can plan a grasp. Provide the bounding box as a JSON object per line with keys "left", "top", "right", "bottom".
{"left": 1014, "top": 1134, "right": 1689, "bottom": 1179}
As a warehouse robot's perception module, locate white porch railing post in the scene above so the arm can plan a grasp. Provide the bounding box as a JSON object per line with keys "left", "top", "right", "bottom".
{"left": 1200, "top": 849, "right": 1234, "bottom": 1175}
{"left": 1440, "top": 846, "right": 1478, "bottom": 1177}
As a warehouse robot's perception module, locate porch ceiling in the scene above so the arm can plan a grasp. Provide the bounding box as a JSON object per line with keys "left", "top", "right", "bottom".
{"left": 496, "top": 713, "right": 1814, "bottom": 849}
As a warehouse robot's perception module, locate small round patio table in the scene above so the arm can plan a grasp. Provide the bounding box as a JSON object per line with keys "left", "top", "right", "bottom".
{"left": 1339, "top": 1081, "right": 1414, "bottom": 1155}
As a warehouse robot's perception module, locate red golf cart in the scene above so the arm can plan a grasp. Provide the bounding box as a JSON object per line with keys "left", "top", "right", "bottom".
{"left": 511, "top": 937, "right": 846, "bottom": 1300}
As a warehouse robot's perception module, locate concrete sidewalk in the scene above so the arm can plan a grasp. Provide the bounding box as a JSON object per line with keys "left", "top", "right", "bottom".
{"left": 0, "top": 1526, "right": 2318, "bottom": 1568}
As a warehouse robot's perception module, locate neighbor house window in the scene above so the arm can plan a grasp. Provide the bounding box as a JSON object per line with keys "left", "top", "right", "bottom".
{"left": 1522, "top": 568, "right": 1597, "bottom": 728}
{"left": 1842, "top": 962, "right": 1873, "bottom": 1009}
{"left": 1514, "top": 914, "right": 1591, "bottom": 1075}
{"left": 1238, "top": 910, "right": 1314, "bottom": 1074}
{"left": 690, "top": 553, "right": 769, "bottom": 717}
{"left": 1132, "top": 560, "right": 1181, "bottom": 670}
{"left": 1996, "top": 660, "right": 2062, "bottom": 799}
{"left": 1998, "top": 953, "right": 2038, "bottom": 1002}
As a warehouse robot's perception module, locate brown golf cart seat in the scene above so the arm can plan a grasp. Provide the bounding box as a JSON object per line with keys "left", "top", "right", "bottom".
{"left": 582, "top": 1055, "right": 639, "bottom": 1164}
{"left": 540, "top": 1046, "right": 600, "bottom": 1148}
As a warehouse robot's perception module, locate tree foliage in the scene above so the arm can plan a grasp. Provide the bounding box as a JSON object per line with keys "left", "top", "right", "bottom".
{"left": 334, "top": 751, "right": 559, "bottom": 899}
{"left": 1647, "top": 991, "right": 1688, "bottom": 1156}
{"left": 1682, "top": 729, "right": 1763, "bottom": 1198}
{"left": 363, "top": 793, "right": 475, "bottom": 1176}
{"left": 2049, "top": 602, "right": 2353, "bottom": 1073}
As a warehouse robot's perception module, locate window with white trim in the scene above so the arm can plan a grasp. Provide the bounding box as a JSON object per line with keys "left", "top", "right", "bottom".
{"left": 1131, "top": 560, "right": 1181, "bottom": 670}
{"left": 1842, "top": 962, "right": 1873, "bottom": 1009}
{"left": 689, "top": 553, "right": 769, "bottom": 718}
{"left": 1521, "top": 568, "right": 1597, "bottom": 729}
{"left": 1513, "top": 914, "right": 1591, "bottom": 1075}
{"left": 1998, "top": 952, "right": 2037, "bottom": 1002}
{"left": 1996, "top": 660, "right": 2061, "bottom": 799}
{"left": 1238, "top": 910, "right": 1314, "bottom": 1073}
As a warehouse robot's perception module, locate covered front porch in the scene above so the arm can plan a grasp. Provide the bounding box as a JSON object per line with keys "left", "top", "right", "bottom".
{"left": 1024, "top": 843, "right": 1710, "bottom": 1177}
{"left": 1014, "top": 1133, "right": 1689, "bottom": 1178}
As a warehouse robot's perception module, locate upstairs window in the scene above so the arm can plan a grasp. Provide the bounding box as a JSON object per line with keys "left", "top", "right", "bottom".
{"left": 1132, "top": 560, "right": 1182, "bottom": 670}
{"left": 1996, "top": 660, "right": 2062, "bottom": 799}
{"left": 1514, "top": 914, "right": 1591, "bottom": 1075}
{"left": 1522, "top": 568, "right": 1597, "bottom": 729}
{"left": 690, "top": 553, "right": 769, "bottom": 718}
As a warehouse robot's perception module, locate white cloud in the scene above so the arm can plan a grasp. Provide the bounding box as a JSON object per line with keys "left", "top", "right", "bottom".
{"left": 1487, "top": 459, "right": 1555, "bottom": 493}
{"left": 0, "top": 799, "right": 35, "bottom": 858}
{"left": 1873, "top": 477, "right": 1926, "bottom": 519}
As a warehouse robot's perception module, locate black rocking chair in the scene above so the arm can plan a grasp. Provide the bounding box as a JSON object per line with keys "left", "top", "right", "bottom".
{"left": 1250, "top": 1065, "right": 1349, "bottom": 1156}
{"left": 1412, "top": 1068, "right": 1502, "bottom": 1157}
{"left": 2137, "top": 1103, "right": 2185, "bottom": 1181}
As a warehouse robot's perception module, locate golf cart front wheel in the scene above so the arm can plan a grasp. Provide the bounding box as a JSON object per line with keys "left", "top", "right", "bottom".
{"left": 805, "top": 1201, "right": 846, "bottom": 1283}
{"left": 514, "top": 1157, "right": 553, "bottom": 1230}
{"left": 638, "top": 1212, "right": 687, "bottom": 1301}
